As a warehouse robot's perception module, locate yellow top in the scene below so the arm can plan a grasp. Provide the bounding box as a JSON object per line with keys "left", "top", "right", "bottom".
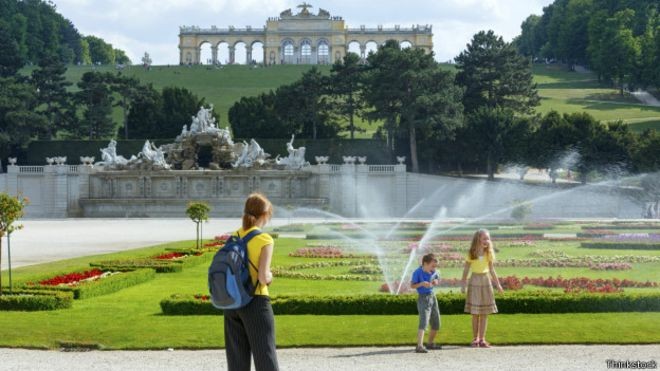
{"left": 235, "top": 226, "right": 274, "bottom": 296}
{"left": 466, "top": 253, "right": 492, "bottom": 274}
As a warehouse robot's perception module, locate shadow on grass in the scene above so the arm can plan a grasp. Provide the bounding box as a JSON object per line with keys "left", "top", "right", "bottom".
{"left": 565, "top": 98, "right": 660, "bottom": 112}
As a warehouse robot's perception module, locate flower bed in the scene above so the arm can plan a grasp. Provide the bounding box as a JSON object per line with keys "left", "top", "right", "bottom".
{"left": 24, "top": 269, "right": 156, "bottom": 300}
{"left": 589, "top": 263, "right": 633, "bottom": 271}
{"left": 584, "top": 224, "right": 660, "bottom": 230}
{"left": 289, "top": 247, "right": 371, "bottom": 259}
{"left": 92, "top": 250, "right": 212, "bottom": 273}
{"left": 380, "top": 275, "right": 523, "bottom": 293}
{"left": 0, "top": 289, "right": 74, "bottom": 311}
{"left": 576, "top": 229, "right": 616, "bottom": 238}
{"left": 381, "top": 275, "right": 657, "bottom": 294}
{"left": 38, "top": 269, "right": 106, "bottom": 286}
{"left": 523, "top": 223, "right": 555, "bottom": 230}
{"left": 160, "top": 291, "right": 660, "bottom": 315}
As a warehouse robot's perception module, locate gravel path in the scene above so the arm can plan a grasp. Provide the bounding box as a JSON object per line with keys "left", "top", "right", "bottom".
{"left": 0, "top": 345, "right": 658, "bottom": 371}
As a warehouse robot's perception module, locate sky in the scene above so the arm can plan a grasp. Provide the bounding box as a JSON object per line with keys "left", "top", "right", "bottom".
{"left": 50, "top": 0, "right": 554, "bottom": 65}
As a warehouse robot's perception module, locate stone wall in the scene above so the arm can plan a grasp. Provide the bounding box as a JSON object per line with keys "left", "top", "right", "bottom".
{"left": 0, "top": 163, "right": 645, "bottom": 219}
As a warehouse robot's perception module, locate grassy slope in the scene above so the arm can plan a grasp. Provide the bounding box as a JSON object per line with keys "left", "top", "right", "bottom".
{"left": 28, "top": 62, "right": 659, "bottom": 141}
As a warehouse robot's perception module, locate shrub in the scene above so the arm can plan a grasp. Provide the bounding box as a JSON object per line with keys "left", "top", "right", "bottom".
{"left": 580, "top": 241, "right": 660, "bottom": 250}
{"left": 24, "top": 269, "right": 156, "bottom": 299}
{"left": 91, "top": 251, "right": 212, "bottom": 273}
{"left": 0, "top": 289, "right": 73, "bottom": 311}
{"left": 160, "top": 291, "right": 660, "bottom": 315}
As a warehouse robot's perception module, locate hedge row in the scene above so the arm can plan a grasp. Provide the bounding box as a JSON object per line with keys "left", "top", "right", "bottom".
{"left": 0, "top": 289, "right": 74, "bottom": 311}
{"left": 583, "top": 224, "right": 660, "bottom": 230}
{"left": 160, "top": 291, "right": 660, "bottom": 315}
{"left": 580, "top": 242, "right": 660, "bottom": 250}
{"left": 305, "top": 232, "right": 545, "bottom": 240}
{"left": 26, "top": 269, "right": 156, "bottom": 299}
{"left": 90, "top": 252, "right": 212, "bottom": 273}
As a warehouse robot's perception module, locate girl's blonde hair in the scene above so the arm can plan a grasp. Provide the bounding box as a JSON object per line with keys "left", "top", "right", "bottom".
{"left": 468, "top": 229, "right": 495, "bottom": 260}
{"left": 242, "top": 193, "right": 273, "bottom": 230}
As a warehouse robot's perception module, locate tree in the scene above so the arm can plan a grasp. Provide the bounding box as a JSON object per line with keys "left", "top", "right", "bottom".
{"left": 0, "top": 193, "right": 27, "bottom": 295}
{"left": 229, "top": 92, "right": 291, "bottom": 139}
{"left": 124, "top": 83, "right": 163, "bottom": 139}
{"left": 557, "top": 0, "right": 592, "bottom": 68}
{"left": 328, "top": 53, "right": 367, "bottom": 139}
{"left": 465, "top": 106, "right": 520, "bottom": 180}
{"left": 515, "top": 15, "right": 544, "bottom": 59}
{"left": 84, "top": 35, "right": 115, "bottom": 65}
{"left": 114, "top": 49, "right": 131, "bottom": 65}
{"left": 529, "top": 111, "right": 579, "bottom": 183}
{"left": 186, "top": 202, "right": 211, "bottom": 249}
{"left": 364, "top": 40, "right": 464, "bottom": 173}
{"left": 111, "top": 74, "right": 140, "bottom": 139}
{"left": 632, "top": 129, "right": 660, "bottom": 172}
{"left": 31, "top": 54, "right": 72, "bottom": 139}
{"left": 76, "top": 72, "right": 115, "bottom": 139}
{"left": 601, "top": 10, "right": 641, "bottom": 95}
{"left": 0, "top": 76, "right": 47, "bottom": 157}
{"left": 160, "top": 86, "right": 211, "bottom": 139}
{"left": 455, "top": 30, "right": 540, "bottom": 114}
{"left": 0, "top": 20, "right": 23, "bottom": 77}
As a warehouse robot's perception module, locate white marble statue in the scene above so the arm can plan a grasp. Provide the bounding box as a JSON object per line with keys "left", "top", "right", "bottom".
{"left": 233, "top": 139, "right": 270, "bottom": 168}
{"left": 137, "top": 140, "right": 170, "bottom": 170}
{"left": 276, "top": 135, "right": 309, "bottom": 169}
{"left": 97, "top": 140, "right": 131, "bottom": 167}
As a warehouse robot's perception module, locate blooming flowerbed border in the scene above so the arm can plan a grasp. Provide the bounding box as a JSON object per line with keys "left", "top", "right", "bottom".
{"left": 24, "top": 269, "right": 156, "bottom": 300}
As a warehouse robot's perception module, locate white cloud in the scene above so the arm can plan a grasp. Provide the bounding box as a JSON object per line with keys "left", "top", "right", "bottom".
{"left": 51, "top": 0, "right": 553, "bottom": 64}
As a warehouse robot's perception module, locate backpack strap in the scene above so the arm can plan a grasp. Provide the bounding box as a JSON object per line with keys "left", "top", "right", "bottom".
{"left": 238, "top": 229, "right": 264, "bottom": 292}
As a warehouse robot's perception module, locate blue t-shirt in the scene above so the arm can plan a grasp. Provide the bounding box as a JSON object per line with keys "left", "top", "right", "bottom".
{"left": 411, "top": 266, "right": 439, "bottom": 295}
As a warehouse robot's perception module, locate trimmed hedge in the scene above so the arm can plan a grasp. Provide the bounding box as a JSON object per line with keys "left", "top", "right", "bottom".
{"left": 160, "top": 291, "right": 660, "bottom": 316}
{"left": 90, "top": 252, "right": 213, "bottom": 273}
{"left": 0, "top": 289, "right": 73, "bottom": 311}
{"left": 305, "top": 232, "right": 545, "bottom": 240}
{"left": 583, "top": 224, "right": 660, "bottom": 230}
{"left": 25, "top": 269, "right": 156, "bottom": 299}
{"left": 580, "top": 242, "right": 660, "bottom": 250}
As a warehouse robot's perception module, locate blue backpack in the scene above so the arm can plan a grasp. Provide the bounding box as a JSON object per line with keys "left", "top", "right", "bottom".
{"left": 208, "top": 230, "right": 261, "bottom": 310}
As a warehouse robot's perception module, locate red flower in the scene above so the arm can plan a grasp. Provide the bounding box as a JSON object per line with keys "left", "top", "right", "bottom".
{"left": 39, "top": 269, "right": 104, "bottom": 286}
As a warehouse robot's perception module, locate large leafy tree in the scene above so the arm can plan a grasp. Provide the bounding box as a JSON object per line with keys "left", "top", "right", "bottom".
{"left": 229, "top": 92, "right": 290, "bottom": 139}
{"left": 124, "top": 84, "right": 163, "bottom": 139}
{"left": 160, "top": 86, "right": 211, "bottom": 139}
{"left": 328, "top": 52, "right": 367, "bottom": 139}
{"left": 364, "top": 40, "right": 463, "bottom": 173}
{"left": 455, "top": 30, "right": 540, "bottom": 114}
{"left": 111, "top": 74, "right": 141, "bottom": 139}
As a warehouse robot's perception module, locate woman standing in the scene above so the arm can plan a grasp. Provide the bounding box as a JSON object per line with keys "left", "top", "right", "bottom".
{"left": 224, "top": 193, "right": 279, "bottom": 371}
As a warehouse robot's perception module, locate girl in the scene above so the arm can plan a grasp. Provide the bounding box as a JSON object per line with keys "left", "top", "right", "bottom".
{"left": 224, "top": 193, "right": 279, "bottom": 371}
{"left": 460, "top": 229, "right": 503, "bottom": 348}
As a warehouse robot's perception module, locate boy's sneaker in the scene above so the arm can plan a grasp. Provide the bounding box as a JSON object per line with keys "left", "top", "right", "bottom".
{"left": 415, "top": 346, "right": 428, "bottom": 353}
{"left": 426, "top": 343, "right": 442, "bottom": 350}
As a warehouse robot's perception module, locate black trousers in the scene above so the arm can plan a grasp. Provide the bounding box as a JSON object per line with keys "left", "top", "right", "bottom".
{"left": 224, "top": 296, "right": 279, "bottom": 371}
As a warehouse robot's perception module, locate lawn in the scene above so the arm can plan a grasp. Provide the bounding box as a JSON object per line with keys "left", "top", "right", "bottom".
{"left": 0, "top": 221, "right": 658, "bottom": 349}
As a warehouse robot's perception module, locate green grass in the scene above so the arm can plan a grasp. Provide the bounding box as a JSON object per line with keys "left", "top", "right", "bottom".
{"left": 0, "top": 224, "right": 659, "bottom": 348}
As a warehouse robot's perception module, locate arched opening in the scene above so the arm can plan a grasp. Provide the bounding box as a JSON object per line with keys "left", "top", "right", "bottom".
{"left": 282, "top": 39, "right": 294, "bottom": 64}
{"left": 233, "top": 42, "right": 247, "bottom": 65}
{"left": 199, "top": 41, "right": 212, "bottom": 65}
{"left": 217, "top": 42, "right": 230, "bottom": 64}
{"left": 401, "top": 40, "right": 413, "bottom": 49}
{"left": 251, "top": 41, "right": 264, "bottom": 65}
{"left": 347, "top": 41, "right": 361, "bottom": 57}
{"left": 185, "top": 51, "right": 193, "bottom": 65}
{"left": 365, "top": 41, "right": 379, "bottom": 57}
{"left": 300, "top": 39, "right": 312, "bottom": 64}
{"left": 317, "top": 39, "right": 330, "bottom": 64}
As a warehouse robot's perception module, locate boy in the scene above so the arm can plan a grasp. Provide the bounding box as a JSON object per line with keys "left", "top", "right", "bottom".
{"left": 410, "top": 253, "right": 442, "bottom": 353}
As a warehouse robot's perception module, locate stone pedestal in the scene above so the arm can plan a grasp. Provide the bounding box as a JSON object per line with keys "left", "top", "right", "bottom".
{"left": 340, "top": 163, "right": 356, "bottom": 216}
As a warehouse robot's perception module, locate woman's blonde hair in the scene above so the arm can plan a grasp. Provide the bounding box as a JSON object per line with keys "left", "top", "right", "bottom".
{"left": 468, "top": 229, "right": 495, "bottom": 260}
{"left": 242, "top": 193, "right": 273, "bottom": 230}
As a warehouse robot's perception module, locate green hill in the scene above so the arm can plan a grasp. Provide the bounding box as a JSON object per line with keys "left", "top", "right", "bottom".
{"left": 42, "top": 63, "right": 660, "bottom": 138}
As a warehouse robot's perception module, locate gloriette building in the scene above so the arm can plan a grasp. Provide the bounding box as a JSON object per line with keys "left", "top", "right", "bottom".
{"left": 178, "top": 3, "right": 433, "bottom": 65}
